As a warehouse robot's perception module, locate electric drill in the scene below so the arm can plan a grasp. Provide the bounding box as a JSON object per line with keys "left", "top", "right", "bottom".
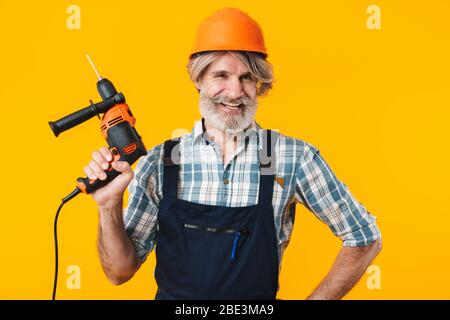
{"left": 49, "top": 55, "right": 147, "bottom": 300}
{"left": 49, "top": 55, "right": 147, "bottom": 198}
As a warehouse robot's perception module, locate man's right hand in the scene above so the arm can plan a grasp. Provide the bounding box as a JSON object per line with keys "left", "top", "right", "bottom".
{"left": 84, "top": 146, "right": 134, "bottom": 208}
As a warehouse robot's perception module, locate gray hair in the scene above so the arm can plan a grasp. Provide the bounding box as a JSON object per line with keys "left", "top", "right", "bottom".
{"left": 187, "top": 51, "right": 274, "bottom": 96}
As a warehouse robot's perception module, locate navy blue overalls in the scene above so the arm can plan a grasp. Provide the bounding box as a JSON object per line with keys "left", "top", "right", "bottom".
{"left": 154, "top": 130, "right": 279, "bottom": 300}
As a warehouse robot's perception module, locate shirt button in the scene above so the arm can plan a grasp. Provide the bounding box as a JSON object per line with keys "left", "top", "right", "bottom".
{"left": 223, "top": 179, "right": 230, "bottom": 185}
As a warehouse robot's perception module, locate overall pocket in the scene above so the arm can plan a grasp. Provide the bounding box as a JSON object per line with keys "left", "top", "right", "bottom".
{"left": 184, "top": 223, "right": 249, "bottom": 260}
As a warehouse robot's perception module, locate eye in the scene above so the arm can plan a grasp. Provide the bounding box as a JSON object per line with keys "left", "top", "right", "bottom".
{"left": 240, "top": 74, "right": 253, "bottom": 81}
{"left": 215, "top": 73, "right": 227, "bottom": 79}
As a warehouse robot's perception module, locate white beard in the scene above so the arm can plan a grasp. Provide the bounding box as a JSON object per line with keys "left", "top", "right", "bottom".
{"left": 199, "top": 91, "right": 258, "bottom": 132}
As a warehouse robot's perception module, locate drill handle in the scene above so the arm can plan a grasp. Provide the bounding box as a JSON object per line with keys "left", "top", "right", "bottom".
{"left": 49, "top": 104, "right": 98, "bottom": 137}
{"left": 75, "top": 146, "right": 125, "bottom": 194}
{"left": 76, "top": 169, "right": 121, "bottom": 195}
{"left": 76, "top": 154, "right": 122, "bottom": 195}
{"left": 49, "top": 93, "right": 125, "bottom": 137}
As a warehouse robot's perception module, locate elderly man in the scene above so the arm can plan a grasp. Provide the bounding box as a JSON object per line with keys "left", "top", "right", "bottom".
{"left": 84, "top": 8, "right": 382, "bottom": 300}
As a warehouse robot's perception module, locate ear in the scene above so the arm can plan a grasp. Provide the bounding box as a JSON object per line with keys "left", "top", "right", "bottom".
{"left": 194, "top": 80, "right": 202, "bottom": 93}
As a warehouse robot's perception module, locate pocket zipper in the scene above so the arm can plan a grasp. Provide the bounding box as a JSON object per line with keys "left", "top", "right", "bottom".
{"left": 183, "top": 223, "right": 249, "bottom": 260}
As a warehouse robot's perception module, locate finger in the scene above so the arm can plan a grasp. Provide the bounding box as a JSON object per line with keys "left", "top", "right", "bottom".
{"left": 92, "top": 150, "right": 110, "bottom": 170}
{"left": 84, "top": 165, "right": 96, "bottom": 180}
{"left": 99, "top": 146, "right": 113, "bottom": 162}
{"left": 112, "top": 161, "right": 134, "bottom": 180}
{"left": 111, "top": 161, "right": 125, "bottom": 172}
{"left": 89, "top": 160, "right": 107, "bottom": 180}
{"left": 111, "top": 161, "right": 131, "bottom": 173}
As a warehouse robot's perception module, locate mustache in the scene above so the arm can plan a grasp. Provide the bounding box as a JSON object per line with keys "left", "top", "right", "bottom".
{"left": 209, "top": 95, "right": 252, "bottom": 107}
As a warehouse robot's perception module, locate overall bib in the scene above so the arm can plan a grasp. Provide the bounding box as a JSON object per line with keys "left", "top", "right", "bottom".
{"left": 154, "top": 130, "right": 279, "bottom": 300}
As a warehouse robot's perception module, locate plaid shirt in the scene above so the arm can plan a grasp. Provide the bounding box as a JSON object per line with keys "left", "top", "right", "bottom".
{"left": 124, "top": 119, "right": 381, "bottom": 265}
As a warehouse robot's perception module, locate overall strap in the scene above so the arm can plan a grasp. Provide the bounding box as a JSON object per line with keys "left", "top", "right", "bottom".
{"left": 258, "top": 129, "right": 279, "bottom": 207}
{"left": 259, "top": 129, "right": 279, "bottom": 175}
{"left": 163, "top": 138, "right": 181, "bottom": 198}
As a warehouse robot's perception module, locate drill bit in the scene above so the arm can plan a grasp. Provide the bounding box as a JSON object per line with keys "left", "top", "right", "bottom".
{"left": 86, "top": 54, "right": 102, "bottom": 81}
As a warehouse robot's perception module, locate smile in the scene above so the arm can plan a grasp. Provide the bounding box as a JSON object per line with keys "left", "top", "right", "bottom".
{"left": 218, "top": 102, "right": 243, "bottom": 111}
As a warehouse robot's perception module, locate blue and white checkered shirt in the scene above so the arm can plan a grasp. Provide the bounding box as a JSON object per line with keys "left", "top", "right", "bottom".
{"left": 123, "top": 119, "right": 381, "bottom": 265}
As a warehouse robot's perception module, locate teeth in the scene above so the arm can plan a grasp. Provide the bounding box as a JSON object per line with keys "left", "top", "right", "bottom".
{"left": 222, "top": 102, "right": 240, "bottom": 108}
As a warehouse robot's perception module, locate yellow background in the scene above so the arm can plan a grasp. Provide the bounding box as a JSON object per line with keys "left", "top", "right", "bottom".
{"left": 1, "top": 0, "right": 449, "bottom": 299}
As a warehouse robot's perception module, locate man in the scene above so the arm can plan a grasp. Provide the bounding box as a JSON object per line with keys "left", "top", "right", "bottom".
{"left": 84, "top": 7, "right": 382, "bottom": 300}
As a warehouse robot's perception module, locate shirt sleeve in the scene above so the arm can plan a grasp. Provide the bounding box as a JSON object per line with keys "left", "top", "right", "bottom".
{"left": 123, "top": 144, "right": 164, "bottom": 262}
{"left": 294, "top": 143, "right": 381, "bottom": 247}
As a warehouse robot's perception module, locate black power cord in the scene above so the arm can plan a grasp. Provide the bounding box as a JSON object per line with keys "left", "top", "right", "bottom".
{"left": 52, "top": 187, "right": 81, "bottom": 300}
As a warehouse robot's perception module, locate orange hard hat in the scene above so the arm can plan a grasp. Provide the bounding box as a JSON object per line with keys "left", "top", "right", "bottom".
{"left": 190, "top": 8, "right": 267, "bottom": 58}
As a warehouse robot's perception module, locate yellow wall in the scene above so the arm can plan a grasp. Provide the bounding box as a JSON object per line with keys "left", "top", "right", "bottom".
{"left": 1, "top": 0, "right": 449, "bottom": 299}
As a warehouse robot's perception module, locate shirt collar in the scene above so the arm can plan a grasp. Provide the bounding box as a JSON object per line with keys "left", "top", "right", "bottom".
{"left": 192, "top": 118, "right": 261, "bottom": 145}
{"left": 192, "top": 119, "right": 204, "bottom": 143}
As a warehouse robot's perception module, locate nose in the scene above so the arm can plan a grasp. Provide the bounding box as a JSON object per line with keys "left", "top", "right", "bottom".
{"left": 225, "top": 77, "right": 244, "bottom": 100}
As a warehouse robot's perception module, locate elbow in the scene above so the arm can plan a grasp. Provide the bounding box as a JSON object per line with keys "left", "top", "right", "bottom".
{"left": 104, "top": 260, "right": 141, "bottom": 286}
{"left": 374, "top": 237, "right": 382, "bottom": 255}
{"left": 107, "top": 272, "right": 135, "bottom": 286}
{"left": 363, "top": 238, "right": 382, "bottom": 261}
